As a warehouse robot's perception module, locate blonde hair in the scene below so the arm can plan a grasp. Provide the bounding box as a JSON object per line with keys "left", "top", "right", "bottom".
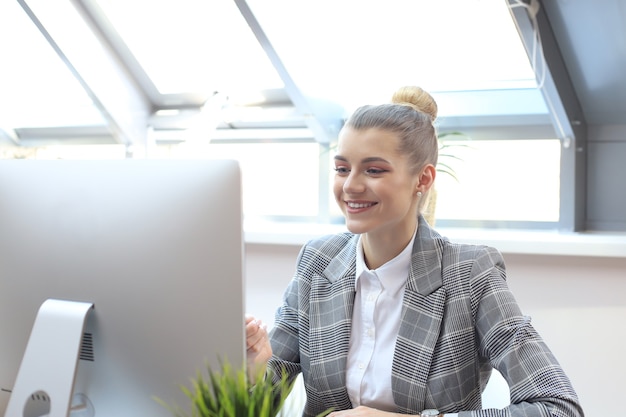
{"left": 391, "top": 86, "right": 438, "bottom": 122}
{"left": 343, "top": 85, "right": 439, "bottom": 175}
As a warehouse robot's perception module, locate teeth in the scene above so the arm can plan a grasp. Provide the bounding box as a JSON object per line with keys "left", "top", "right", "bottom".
{"left": 347, "top": 202, "right": 373, "bottom": 209}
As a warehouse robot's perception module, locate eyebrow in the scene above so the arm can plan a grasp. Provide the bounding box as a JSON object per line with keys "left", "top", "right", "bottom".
{"left": 334, "top": 155, "right": 391, "bottom": 164}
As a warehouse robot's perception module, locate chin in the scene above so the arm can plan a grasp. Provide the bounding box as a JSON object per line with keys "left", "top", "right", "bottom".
{"left": 344, "top": 220, "right": 371, "bottom": 235}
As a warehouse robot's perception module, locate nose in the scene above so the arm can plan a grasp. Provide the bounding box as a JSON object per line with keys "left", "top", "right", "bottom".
{"left": 342, "top": 171, "right": 365, "bottom": 194}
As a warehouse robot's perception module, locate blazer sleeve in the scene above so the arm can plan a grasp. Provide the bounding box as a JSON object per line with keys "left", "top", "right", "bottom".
{"left": 267, "top": 244, "right": 305, "bottom": 385}
{"left": 462, "top": 246, "right": 584, "bottom": 417}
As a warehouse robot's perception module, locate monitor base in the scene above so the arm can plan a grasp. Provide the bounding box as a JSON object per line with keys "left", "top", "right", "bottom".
{"left": 4, "top": 299, "right": 94, "bottom": 417}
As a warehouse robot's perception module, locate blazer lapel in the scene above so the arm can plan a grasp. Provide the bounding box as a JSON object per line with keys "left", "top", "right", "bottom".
{"left": 308, "top": 235, "right": 358, "bottom": 408}
{"left": 392, "top": 218, "right": 447, "bottom": 413}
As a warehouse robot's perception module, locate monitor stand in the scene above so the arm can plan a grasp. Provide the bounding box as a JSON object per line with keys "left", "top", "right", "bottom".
{"left": 4, "top": 299, "right": 94, "bottom": 417}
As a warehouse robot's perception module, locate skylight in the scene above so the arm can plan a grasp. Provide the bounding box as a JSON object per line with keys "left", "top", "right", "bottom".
{"left": 95, "top": 0, "right": 536, "bottom": 111}
{"left": 0, "top": 0, "right": 104, "bottom": 132}
{"left": 1, "top": 0, "right": 541, "bottom": 144}
{"left": 94, "top": 0, "right": 283, "bottom": 96}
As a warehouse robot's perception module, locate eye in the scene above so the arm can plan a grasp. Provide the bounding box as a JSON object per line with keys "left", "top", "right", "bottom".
{"left": 334, "top": 166, "right": 350, "bottom": 175}
{"left": 365, "top": 168, "right": 388, "bottom": 175}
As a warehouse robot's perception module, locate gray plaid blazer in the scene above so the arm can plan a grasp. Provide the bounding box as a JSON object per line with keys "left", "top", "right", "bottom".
{"left": 268, "top": 217, "right": 583, "bottom": 417}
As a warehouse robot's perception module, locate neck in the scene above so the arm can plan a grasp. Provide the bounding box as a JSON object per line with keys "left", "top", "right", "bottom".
{"left": 361, "top": 223, "right": 417, "bottom": 270}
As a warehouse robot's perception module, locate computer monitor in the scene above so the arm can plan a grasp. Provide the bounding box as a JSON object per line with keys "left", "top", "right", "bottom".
{"left": 0, "top": 159, "right": 246, "bottom": 417}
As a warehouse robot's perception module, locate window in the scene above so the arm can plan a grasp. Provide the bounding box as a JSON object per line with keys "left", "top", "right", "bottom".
{"left": 1, "top": 0, "right": 570, "bottom": 230}
{"left": 154, "top": 140, "right": 322, "bottom": 219}
{"left": 434, "top": 139, "right": 561, "bottom": 224}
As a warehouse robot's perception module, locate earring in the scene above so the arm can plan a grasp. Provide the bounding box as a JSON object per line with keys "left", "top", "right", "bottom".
{"left": 416, "top": 191, "right": 422, "bottom": 198}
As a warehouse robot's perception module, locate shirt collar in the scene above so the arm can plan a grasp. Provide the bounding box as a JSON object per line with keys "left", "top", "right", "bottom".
{"left": 355, "top": 226, "right": 418, "bottom": 289}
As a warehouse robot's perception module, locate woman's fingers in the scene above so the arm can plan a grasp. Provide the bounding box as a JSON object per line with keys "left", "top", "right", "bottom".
{"left": 245, "top": 315, "right": 268, "bottom": 350}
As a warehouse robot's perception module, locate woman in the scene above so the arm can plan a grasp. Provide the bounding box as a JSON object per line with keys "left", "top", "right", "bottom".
{"left": 246, "top": 86, "right": 583, "bottom": 417}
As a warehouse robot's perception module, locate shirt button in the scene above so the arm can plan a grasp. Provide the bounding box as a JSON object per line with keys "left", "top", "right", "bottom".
{"left": 367, "top": 328, "right": 375, "bottom": 337}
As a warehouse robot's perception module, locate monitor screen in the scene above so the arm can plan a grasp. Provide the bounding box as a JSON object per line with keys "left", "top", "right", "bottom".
{"left": 0, "top": 159, "right": 246, "bottom": 417}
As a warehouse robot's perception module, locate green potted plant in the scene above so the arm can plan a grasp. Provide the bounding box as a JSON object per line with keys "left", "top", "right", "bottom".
{"left": 423, "top": 130, "right": 470, "bottom": 225}
{"left": 436, "top": 131, "right": 468, "bottom": 181}
{"left": 157, "top": 359, "right": 331, "bottom": 417}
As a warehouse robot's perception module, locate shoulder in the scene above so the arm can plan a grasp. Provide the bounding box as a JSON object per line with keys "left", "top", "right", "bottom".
{"left": 442, "top": 241, "right": 505, "bottom": 272}
{"left": 421, "top": 223, "right": 505, "bottom": 276}
{"left": 295, "top": 232, "right": 357, "bottom": 274}
{"left": 433, "top": 232, "right": 507, "bottom": 292}
{"left": 300, "top": 232, "right": 356, "bottom": 258}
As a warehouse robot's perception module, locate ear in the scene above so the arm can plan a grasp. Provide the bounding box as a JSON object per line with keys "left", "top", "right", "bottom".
{"left": 416, "top": 164, "right": 436, "bottom": 194}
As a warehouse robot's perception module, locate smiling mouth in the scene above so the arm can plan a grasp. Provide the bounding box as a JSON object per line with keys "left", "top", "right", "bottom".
{"left": 346, "top": 201, "right": 376, "bottom": 209}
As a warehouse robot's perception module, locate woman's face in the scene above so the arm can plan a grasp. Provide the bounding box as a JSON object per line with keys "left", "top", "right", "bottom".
{"left": 333, "top": 127, "right": 424, "bottom": 238}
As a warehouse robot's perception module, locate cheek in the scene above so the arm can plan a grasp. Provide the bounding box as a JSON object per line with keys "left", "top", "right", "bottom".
{"left": 384, "top": 185, "right": 416, "bottom": 210}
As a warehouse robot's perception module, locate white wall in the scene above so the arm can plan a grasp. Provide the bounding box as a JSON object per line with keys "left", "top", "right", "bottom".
{"left": 244, "top": 242, "right": 626, "bottom": 417}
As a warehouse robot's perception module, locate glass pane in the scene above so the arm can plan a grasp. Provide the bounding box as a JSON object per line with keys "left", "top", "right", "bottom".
{"left": 435, "top": 139, "right": 561, "bottom": 222}
{"left": 154, "top": 142, "right": 320, "bottom": 218}
{"left": 0, "top": 1, "right": 105, "bottom": 130}
{"left": 95, "top": 0, "right": 284, "bottom": 95}
{"left": 248, "top": 0, "right": 537, "bottom": 111}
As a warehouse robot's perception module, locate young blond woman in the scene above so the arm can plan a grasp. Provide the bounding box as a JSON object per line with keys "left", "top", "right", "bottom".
{"left": 246, "top": 86, "right": 582, "bottom": 417}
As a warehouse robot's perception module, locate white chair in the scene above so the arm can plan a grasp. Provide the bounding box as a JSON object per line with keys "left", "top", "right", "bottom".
{"left": 481, "top": 369, "right": 511, "bottom": 409}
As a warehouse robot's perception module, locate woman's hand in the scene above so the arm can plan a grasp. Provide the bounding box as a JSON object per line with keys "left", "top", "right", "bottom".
{"left": 328, "top": 407, "right": 409, "bottom": 417}
{"left": 245, "top": 314, "right": 272, "bottom": 382}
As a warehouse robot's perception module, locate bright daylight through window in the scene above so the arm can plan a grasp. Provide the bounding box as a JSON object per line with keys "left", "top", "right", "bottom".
{"left": 0, "top": 0, "right": 560, "bottom": 229}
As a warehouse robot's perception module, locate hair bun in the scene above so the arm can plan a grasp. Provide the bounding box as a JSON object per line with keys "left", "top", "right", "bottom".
{"left": 391, "top": 86, "right": 438, "bottom": 121}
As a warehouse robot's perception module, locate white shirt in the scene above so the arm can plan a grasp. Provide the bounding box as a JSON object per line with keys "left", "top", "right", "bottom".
{"left": 345, "top": 231, "right": 415, "bottom": 411}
